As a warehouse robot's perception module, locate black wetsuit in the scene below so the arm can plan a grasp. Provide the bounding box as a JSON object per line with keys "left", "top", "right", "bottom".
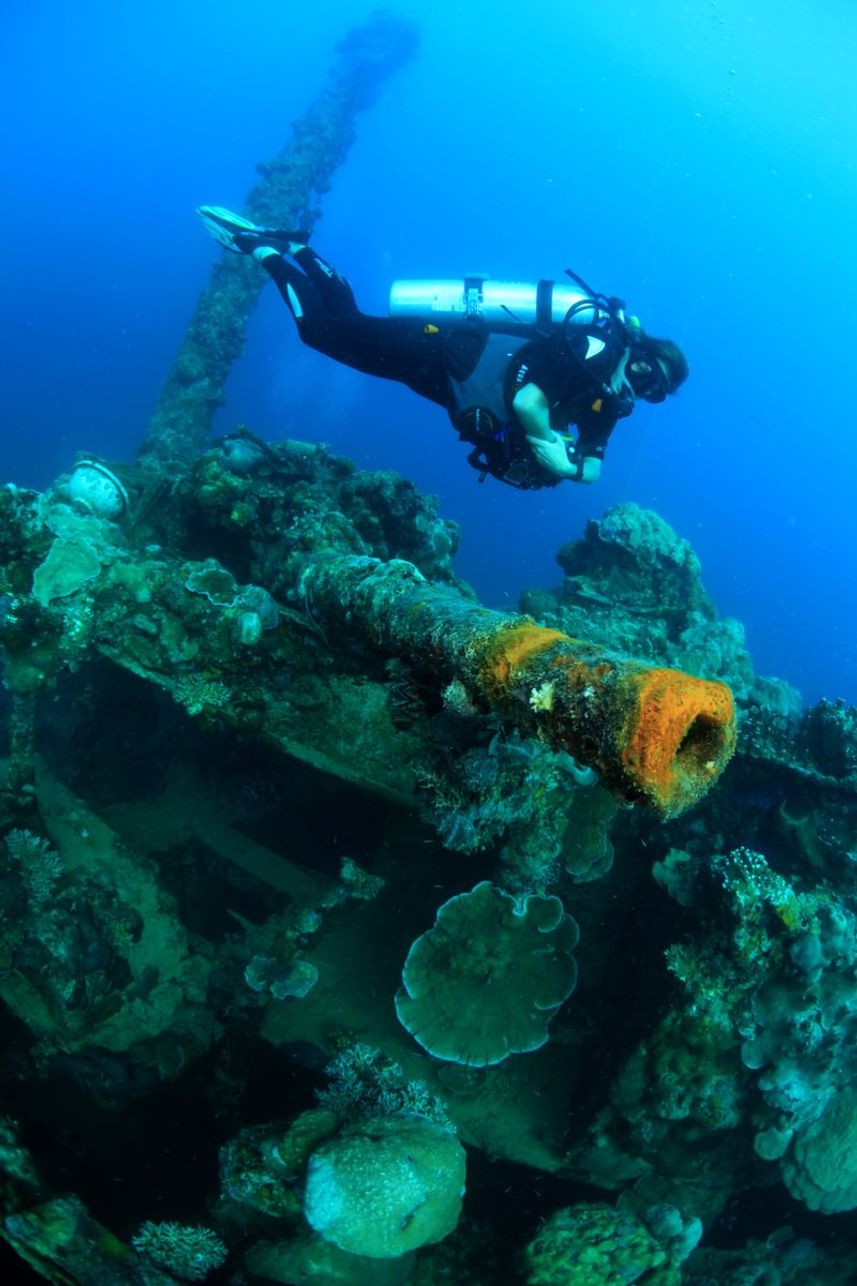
{"left": 263, "top": 248, "right": 633, "bottom": 489}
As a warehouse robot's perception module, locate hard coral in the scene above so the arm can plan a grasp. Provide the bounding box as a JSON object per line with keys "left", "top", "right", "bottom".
{"left": 782, "top": 1087, "right": 857, "bottom": 1213}
{"left": 132, "top": 1220, "right": 227, "bottom": 1281}
{"left": 395, "top": 881, "right": 578, "bottom": 1066}
{"left": 303, "top": 1114, "right": 465, "bottom": 1259}
{"left": 524, "top": 1203, "right": 680, "bottom": 1286}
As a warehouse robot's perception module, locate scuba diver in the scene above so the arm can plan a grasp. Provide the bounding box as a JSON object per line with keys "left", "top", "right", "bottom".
{"left": 197, "top": 206, "right": 688, "bottom": 490}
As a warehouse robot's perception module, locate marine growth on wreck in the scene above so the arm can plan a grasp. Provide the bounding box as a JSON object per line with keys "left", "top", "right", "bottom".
{"left": 3, "top": 13, "right": 857, "bottom": 1286}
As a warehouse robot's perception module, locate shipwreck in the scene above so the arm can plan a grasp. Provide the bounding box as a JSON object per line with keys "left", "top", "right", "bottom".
{"left": 2, "top": 13, "right": 857, "bottom": 1286}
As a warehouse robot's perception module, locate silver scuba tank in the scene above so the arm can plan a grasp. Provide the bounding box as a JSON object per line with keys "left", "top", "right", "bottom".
{"left": 388, "top": 277, "right": 602, "bottom": 326}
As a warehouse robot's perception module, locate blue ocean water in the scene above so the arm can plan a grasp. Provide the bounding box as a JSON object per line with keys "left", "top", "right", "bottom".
{"left": 2, "top": 0, "right": 855, "bottom": 708}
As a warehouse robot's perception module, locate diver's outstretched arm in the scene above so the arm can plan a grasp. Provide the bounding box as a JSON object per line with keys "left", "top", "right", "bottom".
{"left": 513, "top": 384, "right": 600, "bottom": 483}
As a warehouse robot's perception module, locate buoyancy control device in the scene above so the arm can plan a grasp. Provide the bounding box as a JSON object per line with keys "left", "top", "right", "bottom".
{"left": 389, "top": 271, "right": 635, "bottom": 488}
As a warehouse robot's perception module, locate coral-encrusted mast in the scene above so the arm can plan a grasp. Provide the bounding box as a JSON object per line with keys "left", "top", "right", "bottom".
{"left": 299, "top": 555, "right": 737, "bottom": 818}
{"left": 138, "top": 12, "right": 419, "bottom": 472}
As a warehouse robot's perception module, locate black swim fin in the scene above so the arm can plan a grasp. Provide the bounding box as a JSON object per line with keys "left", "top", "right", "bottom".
{"left": 197, "top": 206, "right": 310, "bottom": 254}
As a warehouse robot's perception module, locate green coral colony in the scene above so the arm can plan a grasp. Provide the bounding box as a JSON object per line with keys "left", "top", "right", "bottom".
{"left": 2, "top": 13, "right": 857, "bottom": 1286}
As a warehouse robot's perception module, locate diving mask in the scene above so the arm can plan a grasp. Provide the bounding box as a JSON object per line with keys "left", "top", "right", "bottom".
{"left": 627, "top": 350, "right": 670, "bottom": 403}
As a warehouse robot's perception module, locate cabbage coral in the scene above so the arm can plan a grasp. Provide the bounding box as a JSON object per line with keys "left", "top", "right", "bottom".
{"left": 395, "top": 881, "right": 578, "bottom": 1066}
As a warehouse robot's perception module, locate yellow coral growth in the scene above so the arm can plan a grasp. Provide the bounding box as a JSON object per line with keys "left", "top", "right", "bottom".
{"left": 618, "top": 668, "right": 736, "bottom": 817}
{"left": 479, "top": 622, "right": 567, "bottom": 691}
{"left": 468, "top": 616, "right": 734, "bottom": 817}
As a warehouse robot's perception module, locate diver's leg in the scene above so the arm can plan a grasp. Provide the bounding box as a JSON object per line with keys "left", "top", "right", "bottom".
{"left": 314, "top": 313, "right": 449, "bottom": 404}
{"left": 197, "top": 208, "right": 358, "bottom": 317}
{"left": 259, "top": 247, "right": 447, "bottom": 398}
{"left": 255, "top": 249, "right": 328, "bottom": 331}
{"left": 257, "top": 248, "right": 385, "bottom": 374}
{"left": 290, "top": 246, "right": 360, "bottom": 317}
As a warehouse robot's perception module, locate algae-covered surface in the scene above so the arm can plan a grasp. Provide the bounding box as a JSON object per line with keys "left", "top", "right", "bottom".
{"left": 3, "top": 438, "right": 857, "bottom": 1286}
